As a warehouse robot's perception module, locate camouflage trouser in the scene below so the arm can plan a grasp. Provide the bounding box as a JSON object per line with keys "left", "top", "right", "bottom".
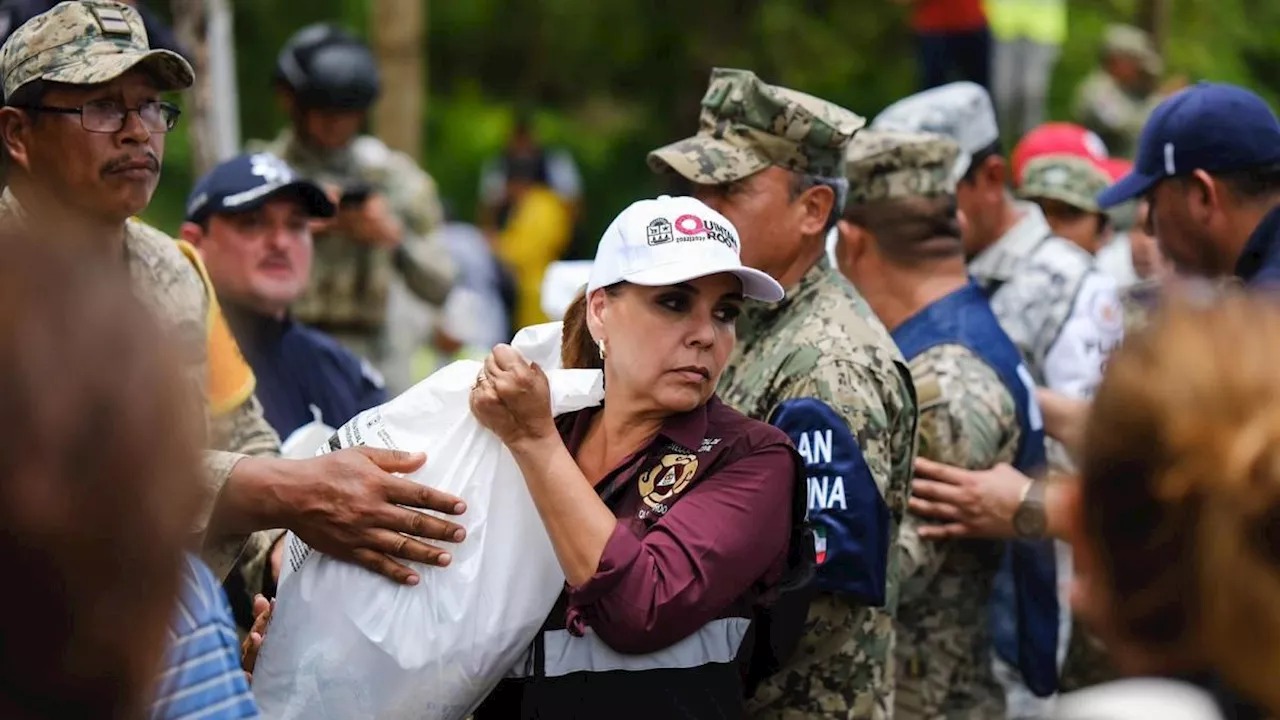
{"left": 747, "top": 595, "right": 895, "bottom": 720}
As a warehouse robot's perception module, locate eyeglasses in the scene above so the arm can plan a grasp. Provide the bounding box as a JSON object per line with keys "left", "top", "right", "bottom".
{"left": 16, "top": 99, "right": 181, "bottom": 134}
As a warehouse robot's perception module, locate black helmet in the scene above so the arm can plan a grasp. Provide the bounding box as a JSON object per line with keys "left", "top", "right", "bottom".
{"left": 274, "top": 23, "right": 380, "bottom": 111}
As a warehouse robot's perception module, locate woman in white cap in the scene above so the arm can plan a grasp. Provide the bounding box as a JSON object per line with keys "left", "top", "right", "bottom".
{"left": 470, "top": 196, "right": 803, "bottom": 719}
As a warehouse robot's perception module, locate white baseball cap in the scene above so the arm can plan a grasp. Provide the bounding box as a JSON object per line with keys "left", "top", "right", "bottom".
{"left": 586, "top": 195, "right": 785, "bottom": 302}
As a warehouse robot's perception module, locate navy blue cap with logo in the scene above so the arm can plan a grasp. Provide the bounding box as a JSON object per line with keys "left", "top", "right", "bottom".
{"left": 184, "top": 152, "right": 336, "bottom": 224}
{"left": 1098, "top": 82, "right": 1280, "bottom": 209}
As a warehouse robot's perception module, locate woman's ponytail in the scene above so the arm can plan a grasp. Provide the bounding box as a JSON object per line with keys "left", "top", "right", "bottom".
{"left": 560, "top": 289, "right": 604, "bottom": 370}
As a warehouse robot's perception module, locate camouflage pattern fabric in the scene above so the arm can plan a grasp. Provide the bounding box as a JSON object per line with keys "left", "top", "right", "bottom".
{"left": 967, "top": 203, "right": 1122, "bottom": 395}
{"left": 647, "top": 67, "right": 866, "bottom": 184}
{"left": 895, "top": 345, "right": 1020, "bottom": 720}
{"left": 0, "top": 0, "right": 191, "bottom": 99}
{"left": 871, "top": 83, "right": 1000, "bottom": 164}
{"left": 844, "top": 130, "right": 961, "bottom": 205}
{"left": 726, "top": 260, "right": 919, "bottom": 720}
{"left": 246, "top": 130, "right": 454, "bottom": 366}
{"left": 1071, "top": 71, "right": 1161, "bottom": 159}
{"left": 1017, "top": 154, "right": 1112, "bottom": 213}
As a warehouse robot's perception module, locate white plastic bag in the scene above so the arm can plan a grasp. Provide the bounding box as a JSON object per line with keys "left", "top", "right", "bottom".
{"left": 252, "top": 322, "right": 597, "bottom": 720}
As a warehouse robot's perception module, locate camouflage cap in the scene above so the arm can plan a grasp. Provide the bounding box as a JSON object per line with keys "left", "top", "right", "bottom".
{"left": 647, "top": 67, "right": 866, "bottom": 184}
{"left": 1, "top": 1, "right": 193, "bottom": 101}
{"left": 844, "top": 129, "right": 961, "bottom": 205}
{"left": 1016, "top": 154, "right": 1112, "bottom": 213}
{"left": 871, "top": 81, "right": 999, "bottom": 171}
{"left": 1103, "top": 24, "right": 1162, "bottom": 76}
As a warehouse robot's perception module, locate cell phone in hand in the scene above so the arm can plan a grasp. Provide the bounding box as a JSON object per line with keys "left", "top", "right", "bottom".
{"left": 340, "top": 183, "right": 375, "bottom": 208}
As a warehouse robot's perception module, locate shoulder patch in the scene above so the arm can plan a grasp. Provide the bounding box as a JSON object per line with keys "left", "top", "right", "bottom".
{"left": 768, "top": 396, "right": 889, "bottom": 606}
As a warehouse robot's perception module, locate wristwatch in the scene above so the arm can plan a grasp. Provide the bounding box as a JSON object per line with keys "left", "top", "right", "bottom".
{"left": 1013, "top": 478, "right": 1048, "bottom": 539}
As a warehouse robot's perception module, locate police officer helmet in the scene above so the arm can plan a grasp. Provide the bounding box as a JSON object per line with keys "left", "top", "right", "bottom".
{"left": 274, "top": 23, "right": 380, "bottom": 111}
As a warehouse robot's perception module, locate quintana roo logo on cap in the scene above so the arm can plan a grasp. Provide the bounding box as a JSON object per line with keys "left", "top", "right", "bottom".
{"left": 647, "top": 217, "right": 674, "bottom": 246}
{"left": 671, "top": 214, "right": 739, "bottom": 251}
{"left": 637, "top": 453, "right": 699, "bottom": 514}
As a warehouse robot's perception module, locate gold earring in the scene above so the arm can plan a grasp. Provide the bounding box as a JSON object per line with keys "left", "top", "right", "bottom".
{"left": 597, "top": 338, "right": 607, "bottom": 360}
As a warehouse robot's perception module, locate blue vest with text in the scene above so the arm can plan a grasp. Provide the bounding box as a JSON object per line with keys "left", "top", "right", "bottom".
{"left": 892, "top": 282, "right": 1059, "bottom": 697}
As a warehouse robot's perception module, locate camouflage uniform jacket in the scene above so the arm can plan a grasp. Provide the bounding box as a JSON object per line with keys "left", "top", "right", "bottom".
{"left": 1070, "top": 70, "right": 1160, "bottom": 159}
{"left": 969, "top": 201, "right": 1124, "bottom": 402}
{"left": 0, "top": 189, "right": 279, "bottom": 582}
{"left": 895, "top": 345, "right": 1020, "bottom": 720}
{"left": 727, "top": 259, "right": 919, "bottom": 720}
{"left": 247, "top": 130, "right": 455, "bottom": 339}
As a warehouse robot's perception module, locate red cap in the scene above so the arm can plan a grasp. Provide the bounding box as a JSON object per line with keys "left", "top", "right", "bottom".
{"left": 1099, "top": 157, "right": 1133, "bottom": 183}
{"left": 1012, "top": 122, "right": 1111, "bottom": 186}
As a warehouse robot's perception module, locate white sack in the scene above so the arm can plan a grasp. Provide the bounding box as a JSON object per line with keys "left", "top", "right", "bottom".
{"left": 253, "top": 322, "right": 596, "bottom": 720}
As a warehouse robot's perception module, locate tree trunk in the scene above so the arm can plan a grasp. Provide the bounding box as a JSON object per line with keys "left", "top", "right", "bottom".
{"left": 170, "top": 0, "right": 217, "bottom": 176}
{"left": 370, "top": 0, "right": 425, "bottom": 160}
{"left": 1136, "top": 0, "right": 1171, "bottom": 52}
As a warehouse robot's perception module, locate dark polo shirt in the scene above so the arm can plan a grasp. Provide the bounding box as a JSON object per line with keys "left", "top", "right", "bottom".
{"left": 1234, "top": 204, "right": 1280, "bottom": 287}
{"left": 556, "top": 394, "right": 801, "bottom": 654}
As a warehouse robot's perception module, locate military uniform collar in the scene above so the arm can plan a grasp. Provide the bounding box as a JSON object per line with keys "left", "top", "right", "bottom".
{"left": 968, "top": 200, "right": 1055, "bottom": 284}
{"left": 738, "top": 256, "right": 831, "bottom": 343}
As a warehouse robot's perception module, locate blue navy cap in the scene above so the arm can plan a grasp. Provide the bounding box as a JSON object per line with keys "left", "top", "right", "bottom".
{"left": 1098, "top": 83, "right": 1280, "bottom": 208}
{"left": 185, "top": 152, "right": 336, "bottom": 223}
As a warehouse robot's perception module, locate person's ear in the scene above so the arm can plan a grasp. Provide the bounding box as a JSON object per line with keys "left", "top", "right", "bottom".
{"left": 1187, "top": 169, "right": 1220, "bottom": 226}
{"left": 796, "top": 182, "right": 835, "bottom": 237}
{"left": 275, "top": 88, "right": 296, "bottom": 117}
{"left": 834, "top": 219, "right": 873, "bottom": 280}
{"left": 585, "top": 287, "right": 609, "bottom": 349}
{"left": 982, "top": 155, "right": 1009, "bottom": 193}
{"left": 179, "top": 221, "right": 206, "bottom": 248}
{"left": 0, "top": 107, "right": 35, "bottom": 173}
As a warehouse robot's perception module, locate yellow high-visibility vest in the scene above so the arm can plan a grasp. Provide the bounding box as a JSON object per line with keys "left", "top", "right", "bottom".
{"left": 985, "top": 0, "right": 1067, "bottom": 46}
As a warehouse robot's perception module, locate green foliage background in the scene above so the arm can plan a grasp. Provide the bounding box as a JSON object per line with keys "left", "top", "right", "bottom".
{"left": 143, "top": 0, "right": 1280, "bottom": 259}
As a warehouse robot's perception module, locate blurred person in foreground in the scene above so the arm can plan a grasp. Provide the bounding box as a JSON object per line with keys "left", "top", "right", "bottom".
{"left": 250, "top": 22, "right": 455, "bottom": 392}
{"left": 835, "top": 129, "right": 1051, "bottom": 719}
{"left": 0, "top": 1, "right": 467, "bottom": 596}
{"left": 182, "top": 151, "right": 386, "bottom": 442}
{"left": 471, "top": 195, "right": 802, "bottom": 719}
{"left": 0, "top": 233, "right": 250, "bottom": 718}
{"left": 1052, "top": 292, "right": 1280, "bottom": 719}
{"left": 650, "top": 67, "right": 920, "bottom": 719}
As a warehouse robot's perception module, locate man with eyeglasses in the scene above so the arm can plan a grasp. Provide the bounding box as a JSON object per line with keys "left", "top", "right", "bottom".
{"left": 0, "top": 0, "right": 468, "bottom": 643}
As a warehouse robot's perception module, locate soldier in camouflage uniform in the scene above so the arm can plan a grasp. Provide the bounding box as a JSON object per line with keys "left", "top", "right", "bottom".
{"left": 249, "top": 23, "right": 455, "bottom": 391}
{"left": 1070, "top": 25, "right": 1164, "bottom": 159}
{"left": 0, "top": 0, "right": 467, "bottom": 600}
{"left": 835, "top": 130, "right": 1047, "bottom": 719}
{"left": 649, "top": 67, "right": 919, "bottom": 719}
{"left": 1017, "top": 154, "right": 1114, "bottom": 256}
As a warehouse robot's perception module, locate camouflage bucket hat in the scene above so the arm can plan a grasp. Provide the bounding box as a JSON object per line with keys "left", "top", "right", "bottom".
{"left": 845, "top": 129, "right": 961, "bottom": 205}
{"left": 1, "top": 1, "right": 193, "bottom": 101}
{"left": 647, "top": 67, "right": 866, "bottom": 184}
{"left": 1017, "top": 154, "right": 1112, "bottom": 213}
